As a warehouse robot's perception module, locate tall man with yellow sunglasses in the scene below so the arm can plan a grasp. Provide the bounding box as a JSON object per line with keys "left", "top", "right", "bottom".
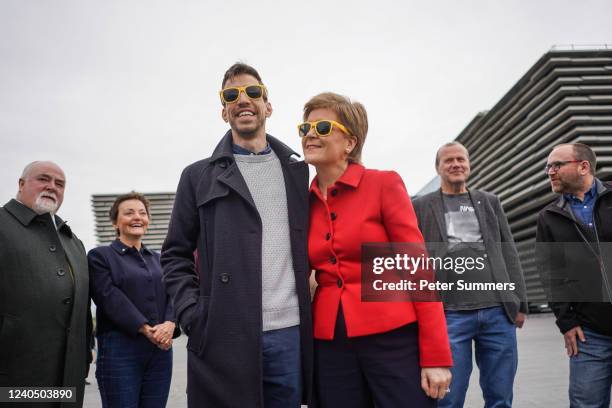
{"left": 162, "top": 63, "right": 313, "bottom": 408}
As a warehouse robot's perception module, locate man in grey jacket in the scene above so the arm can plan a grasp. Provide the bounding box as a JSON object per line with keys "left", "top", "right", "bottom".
{"left": 0, "top": 161, "right": 91, "bottom": 408}
{"left": 413, "top": 142, "right": 527, "bottom": 408}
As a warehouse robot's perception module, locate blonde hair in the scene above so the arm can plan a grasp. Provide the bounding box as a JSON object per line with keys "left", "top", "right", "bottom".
{"left": 303, "top": 92, "right": 368, "bottom": 164}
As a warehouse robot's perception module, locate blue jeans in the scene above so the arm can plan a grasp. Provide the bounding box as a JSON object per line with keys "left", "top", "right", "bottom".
{"left": 262, "top": 325, "right": 302, "bottom": 408}
{"left": 440, "top": 306, "right": 517, "bottom": 408}
{"left": 569, "top": 327, "right": 612, "bottom": 408}
{"left": 96, "top": 330, "right": 173, "bottom": 408}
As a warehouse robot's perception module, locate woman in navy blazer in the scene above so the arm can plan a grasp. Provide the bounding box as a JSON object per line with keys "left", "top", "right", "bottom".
{"left": 88, "top": 192, "right": 178, "bottom": 408}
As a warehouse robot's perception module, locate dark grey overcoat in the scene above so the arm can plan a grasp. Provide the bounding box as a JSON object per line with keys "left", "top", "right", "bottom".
{"left": 0, "top": 199, "right": 91, "bottom": 408}
{"left": 161, "top": 132, "right": 314, "bottom": 407}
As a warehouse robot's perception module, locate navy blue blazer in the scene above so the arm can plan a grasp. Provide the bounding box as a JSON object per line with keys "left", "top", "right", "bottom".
{"left": 89, "top": 239, "right": 175, "bottom": 336}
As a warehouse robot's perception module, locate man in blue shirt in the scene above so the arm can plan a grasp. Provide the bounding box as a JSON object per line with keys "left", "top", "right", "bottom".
{"left": 537, "top": 142, "right": 612, "bottom": 407}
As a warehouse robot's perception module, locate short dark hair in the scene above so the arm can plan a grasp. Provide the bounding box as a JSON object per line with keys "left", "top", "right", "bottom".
{"left": 109, "top": 192, "right": 151, "bottom": 237}
{"left": 221, "top": 62, "right": 264, "bottom": 89}
{"left": 573, "top": 143, "right": 597, "bottom": 175}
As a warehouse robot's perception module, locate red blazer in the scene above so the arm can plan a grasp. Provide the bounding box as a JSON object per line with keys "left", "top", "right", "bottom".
{"left": 309, "top": 163, "right": 452, "bottom": 367}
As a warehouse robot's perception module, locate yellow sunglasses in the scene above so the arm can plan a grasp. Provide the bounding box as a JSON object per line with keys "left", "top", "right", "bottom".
{"left": 219, "top": 84, "right": 267, "bottom": 104}
{"left": 298, "top": 120, "right": 349, "bottom": 137}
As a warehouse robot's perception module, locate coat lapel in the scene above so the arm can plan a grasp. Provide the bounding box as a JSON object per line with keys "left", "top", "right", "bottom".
{"left": 217, "top": 162, "right": 257, "bottom": 210}
{"left": 469, "top": 190, "right": 490, "bottom": 241}
{"left": 282, "top": 160, "right": 308, "bottom": 214}
{"left": 432, "top": 191, "right": 449, "bottom": 241}
{"left": 268, "top": 135, "right": 308, "bottom": 216}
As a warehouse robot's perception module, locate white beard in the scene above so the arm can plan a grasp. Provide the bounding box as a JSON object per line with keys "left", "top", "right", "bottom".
{"left": 32, "top": 194, "right": 58, "bottom": 215}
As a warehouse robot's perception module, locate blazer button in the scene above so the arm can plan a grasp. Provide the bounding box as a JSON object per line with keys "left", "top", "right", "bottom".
{"left": 330, "top": 256, "right": 337, "bottom": 265}
{"left": 147, "top": 295, "right": 154, "bottom": 301}
{"left": 57, "top": 268, "right": 66, "bottom": 276}
{"left": 49, "top": 245, "right": 57, "bottom": 252}
{"left": 325, "top": 232, "right": 331, "bottom": 241}
{"left": 63, "top": 297, "right": 72, "bottom": 305}
{"left": 337, "top": 279, "right": 343, "bottom": 288}
{"left": 220, "top": 273, "right": 231, "bottom": 284}
{"left": 330, "top": 212, "right": 337, "bottom": 221}
{"left": 331, "top": 189, "right": 338, "bottom": 197}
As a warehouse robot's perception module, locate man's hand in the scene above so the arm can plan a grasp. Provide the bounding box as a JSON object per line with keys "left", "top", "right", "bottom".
{"left": 564, "top": 326, "right": 586, "bottom": 357}
{"left": 515, "top": 312, "right": 526, "bottom": 329}
{"left": 421, "top": 367, "right": 452, "bottom": 400}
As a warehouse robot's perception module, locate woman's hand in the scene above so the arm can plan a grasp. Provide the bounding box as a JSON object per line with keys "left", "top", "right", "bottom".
{"left": 151, "top": 321, "right": 176, "bottom": 350}
{"left": 139, "top": 324, "right": 158, "bottom": 345}
{"left": 421, "top": 367, "right": 452, "bottom": 400}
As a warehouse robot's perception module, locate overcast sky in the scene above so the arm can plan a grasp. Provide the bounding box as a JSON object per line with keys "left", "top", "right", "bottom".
{"left": 1, "top": 0, "right": 611, "bottom": 250}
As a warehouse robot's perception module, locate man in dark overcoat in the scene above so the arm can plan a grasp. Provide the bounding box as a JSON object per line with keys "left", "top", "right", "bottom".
{"left": 162, "top": 63, "right": 313, "bottom": 407}
{"left": 536, "top": 143, "right": 612, "bottom": 407}
{"left": 0, "top": 161, "right": 91, "bottom": 407}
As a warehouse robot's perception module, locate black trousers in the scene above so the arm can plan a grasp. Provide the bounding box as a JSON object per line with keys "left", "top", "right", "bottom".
{"left": 315, "top": 308, "right": 436, "bottom": 408}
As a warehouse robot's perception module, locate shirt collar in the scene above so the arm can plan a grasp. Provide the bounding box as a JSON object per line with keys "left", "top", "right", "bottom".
{"left": 110, "top": 238, "right": 153, "bottom": 256}
{"left": 232, "top": 142, "right": 272, "bottom": 155}
{"left": 309, "top": 163, "right": 365, "bottom": 194}
{"left": 564, "top": 180, "right": 597, "bottom": 203}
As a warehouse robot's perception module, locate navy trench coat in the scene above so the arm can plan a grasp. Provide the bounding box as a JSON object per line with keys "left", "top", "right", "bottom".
{"left": 161, "top": 132, "right": 314, "bottom": 407}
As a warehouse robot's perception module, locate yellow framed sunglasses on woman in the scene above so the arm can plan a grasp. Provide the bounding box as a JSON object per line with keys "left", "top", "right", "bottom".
{"left": 298, "top": 120, "right": 349, "bottom": 138}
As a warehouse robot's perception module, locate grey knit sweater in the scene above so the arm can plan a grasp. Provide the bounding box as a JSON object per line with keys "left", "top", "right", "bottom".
{"left": 234, "top": 151, "right": 300, "bottom": 331}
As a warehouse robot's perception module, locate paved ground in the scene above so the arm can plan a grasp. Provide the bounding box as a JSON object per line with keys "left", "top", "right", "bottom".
{"left": 85, "top": 313, "right": 571, "bottom": 407}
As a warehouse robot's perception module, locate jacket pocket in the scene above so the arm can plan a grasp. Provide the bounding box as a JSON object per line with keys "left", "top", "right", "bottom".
{"left": 186, "top": 296, "right": 211, "bottom": 356}
{"left": 0, "top": 314, "right": 18, "bottom": 377}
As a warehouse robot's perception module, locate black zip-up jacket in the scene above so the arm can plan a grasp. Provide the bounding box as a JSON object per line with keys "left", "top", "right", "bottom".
{"left": 536, "top": 179, "right": 612, "bottom": 336}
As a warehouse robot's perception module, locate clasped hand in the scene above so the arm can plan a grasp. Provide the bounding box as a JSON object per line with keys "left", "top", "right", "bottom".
{"left": 139, "top": 321, "right": 176, "bottom": 351}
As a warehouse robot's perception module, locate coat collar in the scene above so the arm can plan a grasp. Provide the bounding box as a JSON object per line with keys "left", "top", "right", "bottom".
{"left": 210, "top": 130, "right": 301, "bottom": 164}
{"left": 201, "top": 130, "right": 306, "bottom": 211}
{"left": 3, "top": 199, "right": 73, "bottom": 237}
{"left": 309, "top": 163, "right": 365, "bottom": 194}
{"left": 552, "top": 177, "right": 608, "bottom": 217}
{"left": 110, "top": 238, "right": 154, "bottom": 256}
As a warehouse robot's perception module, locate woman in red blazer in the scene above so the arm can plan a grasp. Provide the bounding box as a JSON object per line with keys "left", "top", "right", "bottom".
{"left": 300, "top": 92, "right": 452, "bottom": 407}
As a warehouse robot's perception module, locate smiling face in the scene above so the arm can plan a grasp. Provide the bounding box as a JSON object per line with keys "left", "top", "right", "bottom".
{"left": 113, "top": 199, "right": 149, "bottom": 240}
{"left": 17, "top": 161, "right": 66, "bottom": 215}
{"left": 221, "top": 74, "right": 272, "bottom": 142}
{"left": 301, "top": 108, "right": 356, "bottom": 168}
{"left": 436, "top": 144, "right": 471, "bottom": 191}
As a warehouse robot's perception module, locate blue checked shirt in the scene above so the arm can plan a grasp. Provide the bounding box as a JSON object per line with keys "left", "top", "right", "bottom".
{"left": 564, "top": 181, "right": 597, "bottom": 229}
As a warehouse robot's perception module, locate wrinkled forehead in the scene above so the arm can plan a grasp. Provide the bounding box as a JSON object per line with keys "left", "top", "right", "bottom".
{"left": 439, "top": 145, "right": 469, "bottom": 161}
{"left": 24, "top": 162, "right": 66, "bottom": 182}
